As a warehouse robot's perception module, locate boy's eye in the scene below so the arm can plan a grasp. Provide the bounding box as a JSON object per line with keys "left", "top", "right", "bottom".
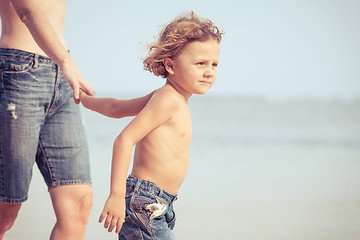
{"left": 212, "top": 63, "right": 218, "bottom": 67}
{"left": 197, "top": 62, "right": 205, "bottom": 65}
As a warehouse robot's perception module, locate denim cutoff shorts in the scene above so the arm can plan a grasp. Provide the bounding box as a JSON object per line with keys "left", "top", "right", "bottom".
{"left": 0, "top": 48, "right": 91, "bottom": 203}
{"left": 119, "top": 175, "right": 178, "bottom": 240}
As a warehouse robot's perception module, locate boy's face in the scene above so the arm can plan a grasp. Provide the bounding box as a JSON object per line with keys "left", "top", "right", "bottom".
{"left": 167, "top": 39, "right": 220, "bottom": 96}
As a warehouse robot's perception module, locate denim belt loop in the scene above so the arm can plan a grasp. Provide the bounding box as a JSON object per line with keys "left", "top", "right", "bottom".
{"left": 134, "top": 179, "right": 142, "bottom": 193}
{"left": 158, "top": 188, "right": 164, "bottom": 198}
{"left": 33, "top": 53, "right": 39, "bottom": 69}
{"left": 169, "top": 195, "right": 178, "bottom": 206}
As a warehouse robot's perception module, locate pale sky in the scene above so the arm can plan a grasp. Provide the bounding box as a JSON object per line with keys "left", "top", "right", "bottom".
{"left": 5, "top": 0, "right": 360, "bottom": 99}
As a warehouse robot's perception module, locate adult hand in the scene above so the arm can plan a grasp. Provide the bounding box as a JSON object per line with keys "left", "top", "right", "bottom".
{"left": 60, "top": 59, "right": 96, "bottom": 104}
{"left": 99, "top": 195, "right": 126, "bottom": 234}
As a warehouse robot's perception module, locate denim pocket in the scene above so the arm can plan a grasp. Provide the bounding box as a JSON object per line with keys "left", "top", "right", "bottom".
{"left": 120, "top": 215, "right": 144, "bottom": 240}
{"left": 129, "top": 194, "right": 154, "bottom": 228}
{"left": 166, "top": 208, "right": 176, "bottom": 230}
{"left": 148, "top": 203, "right": 177, "bottom": 239}
{"left": 1, "top": 60, "right": 34, "bottom": 73}
{"left": 0, "top": 60, "right": 37, "bottom": 91}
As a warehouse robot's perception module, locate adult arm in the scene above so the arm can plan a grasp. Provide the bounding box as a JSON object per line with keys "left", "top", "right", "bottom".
{"left": 9, "top": 0, "right": 96, "bottom": 103}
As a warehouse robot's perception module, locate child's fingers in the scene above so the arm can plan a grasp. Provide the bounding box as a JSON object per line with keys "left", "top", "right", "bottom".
{"left": 107, "top": 216, "right": 119, "bottom": 233}
{"left": 104, "top": 215, "right": 112, "bottom": 229}
{"left": 115, "top": 218, "right": 124, "bottom": 234}
{"left": 99, "top": 211, "right": 107, "bottom": 223}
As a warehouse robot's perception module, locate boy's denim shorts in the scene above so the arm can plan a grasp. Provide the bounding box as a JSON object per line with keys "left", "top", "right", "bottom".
{"left": 0, "top": 48, "right": 91, "bottom": 204}
{"left": 119, "top": 175, "right": 178, "bottom": 240}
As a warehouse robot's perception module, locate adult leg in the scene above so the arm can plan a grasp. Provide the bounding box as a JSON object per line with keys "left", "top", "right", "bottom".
{"left": 31, "top": 60, "right": 93, "bottom": 239}
{"left": 0, "top": 202, "right": 21, "bottom": 240}
{"left": 49, "top": 184, "right": 93, "bottom": 240}
{"left": 0, "top": 50, "right": 47, "bottom": 239}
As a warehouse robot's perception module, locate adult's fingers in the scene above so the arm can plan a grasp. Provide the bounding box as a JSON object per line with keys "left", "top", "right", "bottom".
{"left": 73, "top": 84, "right": 80, "bottom": 104}
{"left": 79, "top": 81, "right": 96, "bottom": 97}
{"left": 85, "top": 85, "right": 96, "bottom": 96}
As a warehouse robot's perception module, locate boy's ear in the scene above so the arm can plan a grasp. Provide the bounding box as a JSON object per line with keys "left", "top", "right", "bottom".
{"left": 163, "top": 58, "right": 175, "bottom": 75}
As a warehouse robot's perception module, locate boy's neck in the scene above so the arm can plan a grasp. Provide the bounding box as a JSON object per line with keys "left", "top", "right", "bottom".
{"left": 165, "top": 80, "right": 192, "bottom": 102}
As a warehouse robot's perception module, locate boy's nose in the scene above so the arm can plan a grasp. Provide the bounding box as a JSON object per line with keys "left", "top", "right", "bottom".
{"left": 204, "top": 68, "right": 215, "bottom": 78}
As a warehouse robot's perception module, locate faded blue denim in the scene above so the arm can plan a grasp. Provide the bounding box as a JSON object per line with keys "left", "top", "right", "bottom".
{"left": 119, "top": 175, "right": 178, "bottom": 240}
{"left": 0, "top": 48, "right": 91, "bottom": 204}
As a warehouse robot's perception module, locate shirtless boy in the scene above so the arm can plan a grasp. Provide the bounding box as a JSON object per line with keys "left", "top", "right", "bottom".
{"left": 0, "top": 1, "right": 95, "bottom": 239}
{"left": 79, "top": 12, "right": 223, "bottom": 239}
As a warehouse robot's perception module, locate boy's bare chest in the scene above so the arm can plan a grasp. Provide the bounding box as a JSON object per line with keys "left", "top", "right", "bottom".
{"left": 148, "top": 108, "right": 192, "bottom": 145}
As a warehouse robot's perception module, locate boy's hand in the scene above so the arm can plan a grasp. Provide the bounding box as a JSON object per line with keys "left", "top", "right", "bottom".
{"left": 78, "top": 89, "right": 88, "bottom": 101}
{"left": 99, "top": 195, "right": 126, "bottom": 234}
{"left": 78, "top": 89, "right": 95, "bottom": 110}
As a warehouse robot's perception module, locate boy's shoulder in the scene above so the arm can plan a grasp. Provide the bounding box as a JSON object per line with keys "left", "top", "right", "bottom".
{"left": 152, "top": 84, "right": 185, "bottom": 105}
{"left": 145, "top": 84, "right": 186, "bottom": 117}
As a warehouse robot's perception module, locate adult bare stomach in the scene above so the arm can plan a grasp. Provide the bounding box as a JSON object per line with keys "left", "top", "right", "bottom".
{"left": 0, "top": 0, "right": 66, "bottom": 56}
{"left": 0, "top": 34, "right": 47, "bottom": 56}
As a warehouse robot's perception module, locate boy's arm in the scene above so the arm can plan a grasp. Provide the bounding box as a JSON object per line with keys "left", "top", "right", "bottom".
{"left": 98, "top": 89, "right": 179, "bottom": 233}
{"left": 10, "top": 0, "right": 95, "bottom": 102}
{"left": 79, "top": 91, "right": 155, "bottom": 118}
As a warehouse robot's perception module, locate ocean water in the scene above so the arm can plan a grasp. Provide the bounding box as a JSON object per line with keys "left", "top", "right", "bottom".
{"left": 5, "top": 95, "right": 360, "bottom": 240}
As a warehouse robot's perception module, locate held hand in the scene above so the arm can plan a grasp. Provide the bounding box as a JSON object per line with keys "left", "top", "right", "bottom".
{"left": 78, "top": 89, "right": 93, "bottom": 109}
{"left": 99, "top": 195, "right": 126, "bottom": 234}
{"left": 60, "top": 59, "right": 96, "bottom": 104}
{"left": 78, "top": 89, "right": 87, "bottom": 100}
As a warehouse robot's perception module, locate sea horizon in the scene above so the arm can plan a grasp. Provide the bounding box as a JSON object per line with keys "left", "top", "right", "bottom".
{"left": 4, "top": 95, "right": 360, "bottom": 240}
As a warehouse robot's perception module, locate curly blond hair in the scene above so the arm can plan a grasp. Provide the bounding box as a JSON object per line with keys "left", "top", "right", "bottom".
{"left": 143, "top": 11, "right": 224, "bottom": 78}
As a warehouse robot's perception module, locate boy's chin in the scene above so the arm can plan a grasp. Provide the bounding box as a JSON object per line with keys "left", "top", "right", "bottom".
{"left": 195, "top": 89, "right": 211, "bottom": 95}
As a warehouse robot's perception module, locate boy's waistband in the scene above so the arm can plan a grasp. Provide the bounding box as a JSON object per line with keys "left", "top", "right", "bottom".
{"left": 0, "top": 48, "right": 54, "bottom": 65}
{"left": 126, "top": 175, "right": 178, "bottom": 205}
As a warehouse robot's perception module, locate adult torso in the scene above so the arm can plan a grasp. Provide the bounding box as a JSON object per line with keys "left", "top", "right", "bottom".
{"left": 0, "top": 0, "right": 66, "bottom": 56}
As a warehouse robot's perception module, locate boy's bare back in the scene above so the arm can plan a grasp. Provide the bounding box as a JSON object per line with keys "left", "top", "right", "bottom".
{"left": 131, "top": 84, "right": 192, "bottom": 195}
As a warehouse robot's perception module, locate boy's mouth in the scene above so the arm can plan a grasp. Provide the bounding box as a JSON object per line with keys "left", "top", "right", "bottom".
{"left": 199, "top": 80, "right": 211, "bottom": 85}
